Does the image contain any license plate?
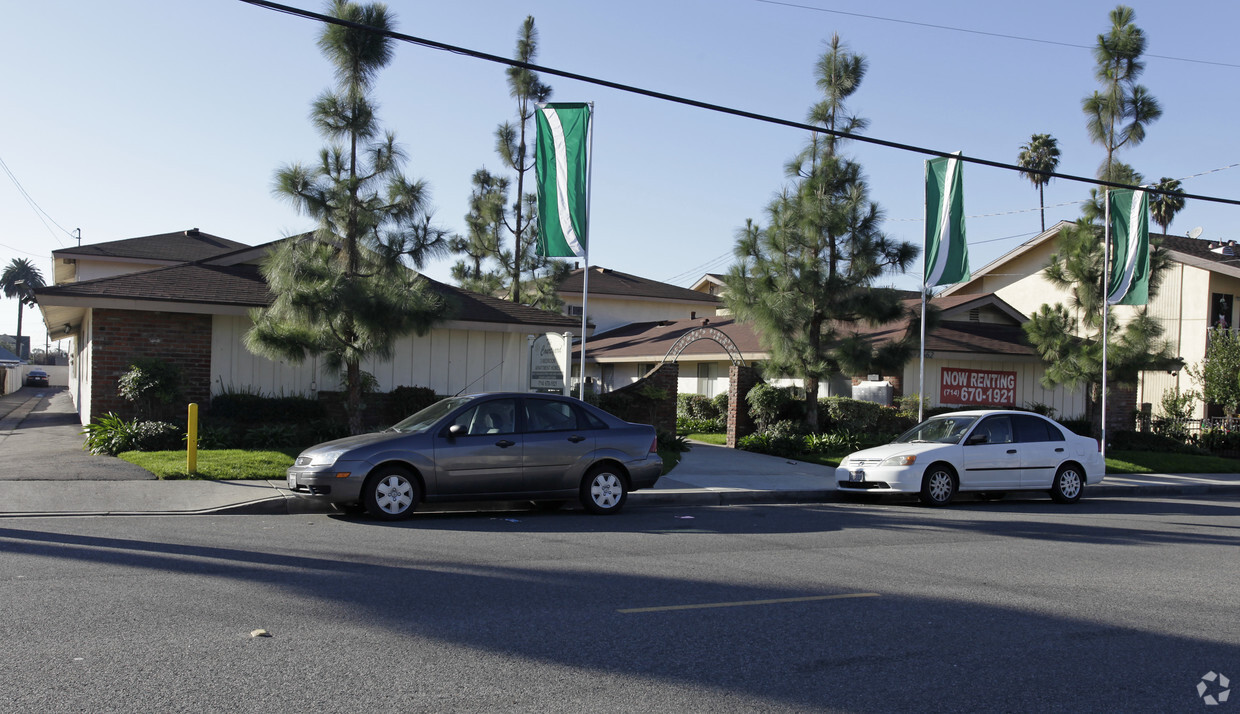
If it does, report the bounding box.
[850,470,865,482]
[287,473,297,489]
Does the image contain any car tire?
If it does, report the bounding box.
[919,464,958,507]
[580,465,627,515]
[1049,464,1084,504]
[363,466,421,521]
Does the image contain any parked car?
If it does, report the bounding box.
[287,392,663,520]
[24,369,49,387]
[836,409,1104,506]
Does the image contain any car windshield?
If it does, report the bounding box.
[892,415,978,444]
[388,397,473,433]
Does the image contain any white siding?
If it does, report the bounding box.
[904,356,1086,419]
[209,315,533,398]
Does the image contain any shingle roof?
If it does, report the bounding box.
[53,229,248,263]
[580,298,1035,361]
[34,261,579,328]
[1160,234,1240,269]
[560,266,720,304]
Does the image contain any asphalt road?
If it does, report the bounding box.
[2,497,1237,713]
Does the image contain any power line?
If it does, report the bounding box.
[753,0,1240,70]
[0,155,72,247]
[237,0,1240,208]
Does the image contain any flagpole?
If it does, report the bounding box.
[577,102,595,401]
[919,160,928,424]
[1101,190,1110,461]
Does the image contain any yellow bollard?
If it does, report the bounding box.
[187,403,198,474]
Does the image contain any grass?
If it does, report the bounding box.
[685,433,726,445]
[119,449,296,480]
[1104,449,1240,474]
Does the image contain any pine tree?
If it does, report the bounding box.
[724,35,918,432]
[245,0,449,435]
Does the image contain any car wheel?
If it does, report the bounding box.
[976,491,1006,501]
[580,465,627,515]
[919,464,957,507]
[1049,465,1084,504]
[363,467,421,521]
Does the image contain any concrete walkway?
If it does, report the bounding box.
[1,387,1239,517]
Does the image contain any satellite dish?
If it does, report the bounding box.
[1189,227,1204,239]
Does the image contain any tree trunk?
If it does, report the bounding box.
[14,303,23,360]
[804,376,820,433]
[347,360,363,435]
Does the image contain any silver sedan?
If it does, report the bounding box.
[286,392,663,520]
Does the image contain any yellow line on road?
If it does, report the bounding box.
[618,592,880,614]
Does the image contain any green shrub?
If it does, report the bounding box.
[677,394,721,421]
[1110,429,1205,454]
[242,423,301,449]
[1192,428,1240,454]
[804,430,862,453]
[747,384,802,429]
[657,431,690,453]
[1059,417,1094,437]
[118,358,183,419]
[388,385,439,423]
[197,424,239,450]
[711,392,730,416]
[737,419,805,458]
[208,391,325,424]
[131,421,182,451]
[677,416,723,434]
[83,412,139,456]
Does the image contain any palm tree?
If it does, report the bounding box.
[1149,176,1186,236]
[1,258,46,360]
[1017,133,1061,233]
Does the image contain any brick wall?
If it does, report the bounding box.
[89,308,212,420]
[1107,384,1137,432]
[599,362,678,434]
[726,365,759,448]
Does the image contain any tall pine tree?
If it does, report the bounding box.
[724,35,918,432]
[246,0,449,435]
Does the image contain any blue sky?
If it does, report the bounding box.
[3,0,1238,348]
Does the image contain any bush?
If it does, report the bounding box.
[82,413,181,455]
[388,385,439,423]
[1110,429,1206,454]
[803,430,861,454]
[677,416,723,434]
[747,384,802,429]
[736,420,805,458]
[820,397,909,434]
[1192,428,1240,454]
[242,423,300,449]
[118,358,183,419]
[1059,417,1094,438]
[711,392,730,417]
[208,392,325,424]
[677,394,721,421]
[657,431,690,453]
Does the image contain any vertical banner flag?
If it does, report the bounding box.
[1107,188,1150,306]
[535,103,591,258]
[923,154,970,287]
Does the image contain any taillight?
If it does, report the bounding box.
[650,436,659,453]
[1096,439,1102,452]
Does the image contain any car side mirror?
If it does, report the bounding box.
[966,433,989,446]
[448,424,464,438]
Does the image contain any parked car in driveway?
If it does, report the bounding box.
[286,392,663,520]
[836,409,1104,506]
[24,369,49,387]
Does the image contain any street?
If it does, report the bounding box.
[2,496,1238,713]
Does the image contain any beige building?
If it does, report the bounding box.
[942,221,1240,419]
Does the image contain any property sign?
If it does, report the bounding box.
[530,332,571,393]
[939,367,1016,406]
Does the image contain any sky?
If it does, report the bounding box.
[3,0,1239,350]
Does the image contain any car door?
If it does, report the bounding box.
[960,415,1023,489]
[1015,414,1067,488]
[431,397,524,496]
[521,397,597,494]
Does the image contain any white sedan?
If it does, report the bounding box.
[836,410,1105,506]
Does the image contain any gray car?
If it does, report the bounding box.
[286,392,663,520]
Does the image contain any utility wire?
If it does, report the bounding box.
[238,0,1240,208]
[753,0,1240,69]
[0,155,72,247]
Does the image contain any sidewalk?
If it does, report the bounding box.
[2,387,1239,517]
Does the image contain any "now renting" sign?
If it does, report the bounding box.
[939,367,1016,406]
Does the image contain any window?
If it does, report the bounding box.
[1013,414,1064,442]
[525,398,579,433]
[697,362,719,397]
[449,398,518,435]
[973,416,1013,444]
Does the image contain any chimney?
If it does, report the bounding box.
[185,228,200,236]
[691,311,697,320]
[701,318,710,326]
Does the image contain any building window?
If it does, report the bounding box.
[697,362,719,397]
[1211,293,1233,330]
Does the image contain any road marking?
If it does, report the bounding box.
[618,592,880,614]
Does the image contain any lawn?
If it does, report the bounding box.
[119,449,296,480]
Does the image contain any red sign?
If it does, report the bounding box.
[939,367,1016,406]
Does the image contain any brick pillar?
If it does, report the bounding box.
[726,365,759,448]
[1107,385,1137,433]
[650,362,678,435]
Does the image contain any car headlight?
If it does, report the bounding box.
[880,454,917,467]
[308,449,347,467]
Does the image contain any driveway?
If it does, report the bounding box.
[0,387,154,481]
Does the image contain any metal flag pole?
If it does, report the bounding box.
[577,102,595,401]
[1101,190,1110,461]
[919,170,928,424]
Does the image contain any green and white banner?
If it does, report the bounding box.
[535,103,591,258]
[1107,188,1150,306]
[924,154,971,287]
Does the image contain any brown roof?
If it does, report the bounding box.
[560,266,720,304]
[53,229,248,263]
[580,298,1035,361]
[1160,234,1240,269]
[35,262,579,329]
